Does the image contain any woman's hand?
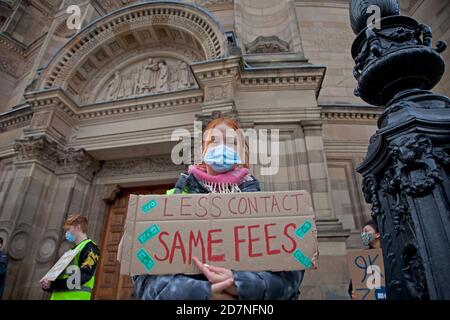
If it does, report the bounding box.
[211,279,236,300]
[193,257,238,298]
[312,250,319,268]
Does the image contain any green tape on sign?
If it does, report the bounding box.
[136,248,155,271]
[295,220,313,239]
[138,224,160,244]
[293,249,312,268]
[141,199,158,214]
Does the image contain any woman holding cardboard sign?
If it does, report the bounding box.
[132,117,305,300]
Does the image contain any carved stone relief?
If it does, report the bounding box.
[30,111,51,128]
[96,0,234,12]
[97,155,187,177]
[97,57,197,102]
[42,4,227,89]
[204,84,232,102]
[246,35,290,54]
[96,0,139,12]
[194,0,234,6]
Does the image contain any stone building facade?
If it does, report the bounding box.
[0,0,448,299]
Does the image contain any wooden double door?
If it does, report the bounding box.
[92,185,171,300]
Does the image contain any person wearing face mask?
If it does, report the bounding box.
[40,215,100,300]
[132,117,305,300]
[349,220,381,300]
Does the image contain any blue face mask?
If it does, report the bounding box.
[203,144,242,173]
[65,231,76,243]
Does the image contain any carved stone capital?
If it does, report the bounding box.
[246,35,290,54]
[204,83,233,103]
[55,148,101,181]
[13,135,59,170]
[13,135,100,180]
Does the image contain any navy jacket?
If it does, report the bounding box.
[132,172,304,300]
[0,250,8,299]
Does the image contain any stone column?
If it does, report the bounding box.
[1,136,59,299]
[302,120,349,241]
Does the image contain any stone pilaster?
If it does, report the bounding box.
[24,89,79,146]
[301,120,349,240]
[1,135,100,299]
[191,56,240,117]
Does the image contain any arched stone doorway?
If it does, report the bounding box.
[36,1,229,104]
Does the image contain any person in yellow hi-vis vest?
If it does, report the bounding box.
[40,215,100,300]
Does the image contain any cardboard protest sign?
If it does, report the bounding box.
[41,248,80,281]
[118,191,318,276]
[347,248,387,300]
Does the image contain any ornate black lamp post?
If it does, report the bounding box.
[350,0,450,299]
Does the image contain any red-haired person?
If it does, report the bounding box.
[132,117,305,300]
[40,215,100,300]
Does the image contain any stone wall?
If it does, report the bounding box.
[1,1,448,112]
[295,0,364,105]
[294,0,449,104]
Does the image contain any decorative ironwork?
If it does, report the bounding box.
[351,0,450,299]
